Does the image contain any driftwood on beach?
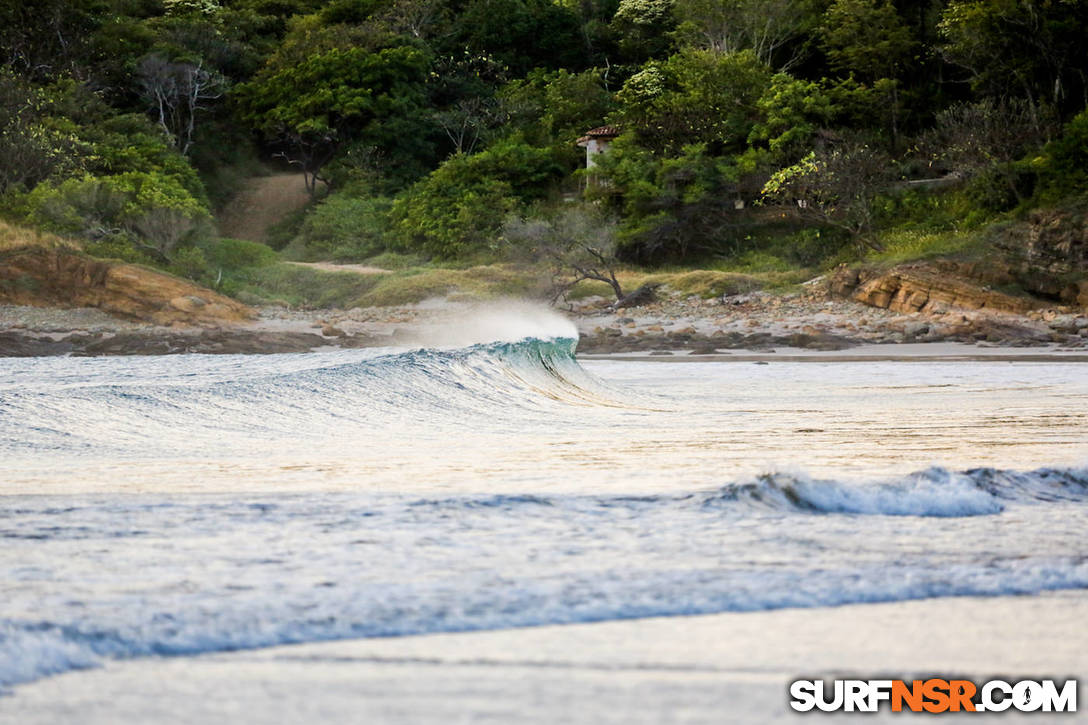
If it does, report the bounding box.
[613,283,661,309]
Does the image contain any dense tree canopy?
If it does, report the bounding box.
[0,0,1086,268]
[238,41,431,191]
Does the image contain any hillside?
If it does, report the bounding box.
[0,0,1085,327]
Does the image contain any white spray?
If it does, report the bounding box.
[397,298,578,347]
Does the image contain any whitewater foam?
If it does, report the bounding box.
[708,468,1007,516]
[4,463,1088,690]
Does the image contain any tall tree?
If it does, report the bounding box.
[0,70,79,192]
[939,0,1088,117]
[821,0,916,82]
[673,0,812,70]
[0,0,102,80]
[138,54,226,155]
[238,42,431,194]
[614,49,772,153]
[821,0,916,147]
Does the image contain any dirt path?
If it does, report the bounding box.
[217,174,311,244]
[285,261,389,275]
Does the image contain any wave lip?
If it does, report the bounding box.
[390,335,621,408]
[704,466,1088,517]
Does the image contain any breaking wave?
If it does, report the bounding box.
[0,335,634,457]
[3,464,1088,690]
[703,466,1088,517]
[406,465,1088,518]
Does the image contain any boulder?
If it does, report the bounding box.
[613,283,661,309]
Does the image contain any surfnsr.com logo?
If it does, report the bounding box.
[789,678,1078,713]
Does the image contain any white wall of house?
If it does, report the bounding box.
[584,138,610,168]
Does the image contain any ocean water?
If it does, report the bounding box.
[2,311,1088,695]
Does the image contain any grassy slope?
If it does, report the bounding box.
[4,179,1057,312]
[0,221,81,254]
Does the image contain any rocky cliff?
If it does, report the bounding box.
[831,205,1088,317]
[830,261,1041,316]
[995,206,1088,307]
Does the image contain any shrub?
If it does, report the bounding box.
[84,235,157,265]
[21,172,211,261]
[388,138,564,259]
[1036,110,1088,202]
[203,237,278,271]
[298,194,392,260]
[965,163,1036,213]
[168,245,211,280]
[390,178,517,259]
[81,114,208,203]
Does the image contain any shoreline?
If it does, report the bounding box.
[2,286,1086,357]
[6,591,1086,723]
[584,352,1088,362]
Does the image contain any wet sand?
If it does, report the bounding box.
[582,341,1088,363]
[6,592,1086,724]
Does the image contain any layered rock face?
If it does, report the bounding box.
[829,204,1088,317]
[0,248,254,326]
[830,262,1041,316]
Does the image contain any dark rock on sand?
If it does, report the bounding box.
[0,332,78,357]
[0,328,387,357]
[614,284,661,309]
[576,329,859,354]
[783,332,855,350]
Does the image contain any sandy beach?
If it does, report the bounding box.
[6,592,1085,724]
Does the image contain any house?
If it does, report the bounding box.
[575,125,620,169]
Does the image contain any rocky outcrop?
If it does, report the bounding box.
[994,206,1088,306]
[0,247,254,325]
[831,262,1042,316]
[614,283,661,309]
[577,329,858,354]
[854,268,1037,315]
[830,205,1088,316]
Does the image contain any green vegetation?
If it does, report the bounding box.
[1,0,1086,307]
[217,261,788,308]
[295,194,392,260]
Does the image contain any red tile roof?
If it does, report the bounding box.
[576,125,621,146]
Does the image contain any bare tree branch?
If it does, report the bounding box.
[137,54,225,155]
[504,209,627,303]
